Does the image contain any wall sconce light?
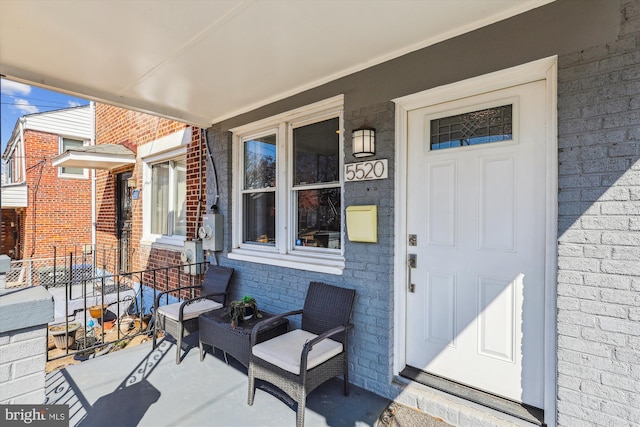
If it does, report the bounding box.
[352,127,375,158]
[127,177,136,188]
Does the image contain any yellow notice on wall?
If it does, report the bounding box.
[345,205,377,243]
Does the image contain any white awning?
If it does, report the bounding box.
[52,144,135,171]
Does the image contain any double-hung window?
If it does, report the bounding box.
[140,128,189,246]
[230,96,345,274]
[150,159,186,237]
[59,137,87,178]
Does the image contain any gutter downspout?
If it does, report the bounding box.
[203,128,219,212]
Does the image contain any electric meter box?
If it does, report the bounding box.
[182,239,204,275]
[199,214,223,251]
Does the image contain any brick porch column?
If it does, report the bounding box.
[0,255,55,404]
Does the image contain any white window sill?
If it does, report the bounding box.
[140,235,186,249]
[228,248,345,275]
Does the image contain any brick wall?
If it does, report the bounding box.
[0,326,48,404]
[209,101,397,397]
[556,1,640,425]
[21,130,92,259]
[206,3,640,425]
[94,105,205,291]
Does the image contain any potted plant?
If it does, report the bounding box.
[226,295,262,329]
[48,322,81,349]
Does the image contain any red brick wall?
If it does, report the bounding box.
[21,130,92,259]
[94,104,205,291]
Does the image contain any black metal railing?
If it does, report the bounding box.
[47,262,207,362]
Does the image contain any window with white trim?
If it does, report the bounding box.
[140,128,190,246]
[150,158,186,237]
[230,96,345,274]
[58,137,87,178]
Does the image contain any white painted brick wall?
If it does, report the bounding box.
[557,1,640,426]
[0,326,47,404]
[206,3,639,426]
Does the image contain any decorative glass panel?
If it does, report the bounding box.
[295,188,341,249]
[431,105,512,150]
[243,192,276,245]
[244,135,276,189]
[293,118,339,186]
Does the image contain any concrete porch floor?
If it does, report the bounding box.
[44,334,392,427]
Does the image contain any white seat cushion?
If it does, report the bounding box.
[252,329,343,375]
[157,299,222,321]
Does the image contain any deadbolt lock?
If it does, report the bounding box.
[409,234,417,246]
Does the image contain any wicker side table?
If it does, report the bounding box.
[198,310,288,367]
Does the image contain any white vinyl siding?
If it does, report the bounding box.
[0,184,28,208]
[24,105,93,140]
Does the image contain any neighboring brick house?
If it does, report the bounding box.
[2,103,203,292]
[1,105,93,260]
[91,103,205,277]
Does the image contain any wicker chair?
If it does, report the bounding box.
[153,265,234,364]
[248,282,356,427]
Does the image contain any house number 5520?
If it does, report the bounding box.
[344,159,388,182]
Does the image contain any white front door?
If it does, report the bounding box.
[405,79,547,408]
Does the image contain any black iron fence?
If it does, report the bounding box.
[45,262,207,362]
[6,244,208,362]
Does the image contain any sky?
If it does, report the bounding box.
[1,79,89,154]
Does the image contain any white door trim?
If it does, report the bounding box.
[392,56,558,427]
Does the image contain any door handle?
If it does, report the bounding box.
[408,254,417,293]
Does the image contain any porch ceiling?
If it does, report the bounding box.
[0,0,552,127]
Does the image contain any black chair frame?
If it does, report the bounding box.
[248,281,355,427]
[153,265,234,364]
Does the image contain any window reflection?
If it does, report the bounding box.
[245,135,276,189]
[243,134,276,245]
[295,188,341,249]
[294,118,339,185]
[243,192,276,245]
[292,117,341,250]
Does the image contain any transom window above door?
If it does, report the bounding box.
[230,96,345,275]
[430,103,513,150]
